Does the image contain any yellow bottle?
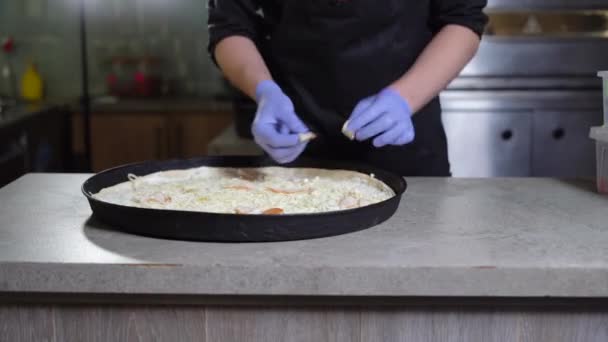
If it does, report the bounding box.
[21,62,44,102]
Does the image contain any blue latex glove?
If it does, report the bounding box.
[343,88,415,147]
[252,80,311,164]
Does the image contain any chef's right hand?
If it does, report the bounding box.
[252,80,310,164]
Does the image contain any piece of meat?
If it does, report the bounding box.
[339,194,359,209]
[145,193,172,205]
[262,208,284,215]
[358,198,374,207]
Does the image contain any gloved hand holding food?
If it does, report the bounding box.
[252,80,315,164]
[342,88,415,147]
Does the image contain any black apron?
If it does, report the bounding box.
[260,0,451,176]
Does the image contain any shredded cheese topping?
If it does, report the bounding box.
[93,166,395,215]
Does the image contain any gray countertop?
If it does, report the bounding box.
[0,174,607,298]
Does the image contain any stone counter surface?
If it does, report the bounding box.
[0,174,607,298]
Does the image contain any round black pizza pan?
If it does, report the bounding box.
[82,156,407,242]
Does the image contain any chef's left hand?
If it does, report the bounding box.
[344,88,415,147]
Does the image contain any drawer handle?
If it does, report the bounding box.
[553,128,565,140]
[501,130,513,141]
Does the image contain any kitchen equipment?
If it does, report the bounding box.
[441,0,607,178]
[82,156,407,242]
[590,70,608,194]
[442,90,602,178]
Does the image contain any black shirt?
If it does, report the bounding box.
[207,0,487,176]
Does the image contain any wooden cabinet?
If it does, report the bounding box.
[73,110,233,172]
[90,114,169,171]
[169,113,234,159]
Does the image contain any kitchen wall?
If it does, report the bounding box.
[0,0,80,100]
[0,0,224,101]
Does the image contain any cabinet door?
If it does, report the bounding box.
[91,114,168,171]
[0,131,28,188]
[171,112,233,159]
[532,111,602,178]
[442,112,532,177]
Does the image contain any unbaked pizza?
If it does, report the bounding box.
[92,166,395,215]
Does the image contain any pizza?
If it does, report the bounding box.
[92,166,395,215]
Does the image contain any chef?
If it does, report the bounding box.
[208,0,488,176]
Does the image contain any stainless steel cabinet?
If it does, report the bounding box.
[532,111,602,178]
[441,90,602,177]
[442,112,533,177]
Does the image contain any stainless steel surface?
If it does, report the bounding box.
[532,111,601,178]
[441,90,602,111]
[452,1,608,90]
[449,77,601,91]
[456,39,608,83]
[441,90,603,178]
[442,112,532,177]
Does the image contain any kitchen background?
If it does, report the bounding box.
[0,0,225,99]
[1,0,607,186]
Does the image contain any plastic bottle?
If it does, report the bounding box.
[21,62,44,102]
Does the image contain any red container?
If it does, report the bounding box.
[106,56,162,98]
